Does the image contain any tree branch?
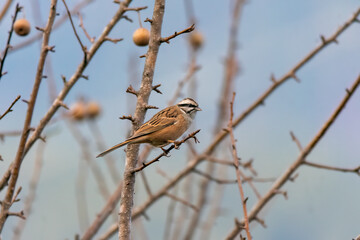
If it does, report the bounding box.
[0,95,20,120]
[225,74,360,239]
[0,3,22,80]
[118,0,166,239]
[131,130,201,173]
[0,0,58,232]
[228,93,251,240]
[160,24,195,44]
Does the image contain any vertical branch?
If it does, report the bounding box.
[184,1,245,238]
[0,0,58,232]
[228,93,251,240]
[118,0,165,239]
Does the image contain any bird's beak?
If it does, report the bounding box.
[196,107,202,111]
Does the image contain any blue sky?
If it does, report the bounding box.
[0,0,360,239]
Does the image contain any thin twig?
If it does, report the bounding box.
[0,95,21,120]
[0,3,22,80]
[67,7,360,239]
[131,130,201,173]
[228,92,251,240]
[77,12,95,43]
[0,0,58,232]
[291,131,360,175]
[124,6,147,12]
[226,75,360,239]
[160,24,195,44]
[304,161,360,175]
[61,0,88,59]
[165,192,199,211]
[192,169,237,184]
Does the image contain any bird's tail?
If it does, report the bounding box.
[96,140,129,158]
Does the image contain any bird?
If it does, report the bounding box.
[96,98,201,158]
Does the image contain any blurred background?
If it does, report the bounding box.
[0,0,360,239]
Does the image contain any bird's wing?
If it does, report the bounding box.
[129,106,178,139]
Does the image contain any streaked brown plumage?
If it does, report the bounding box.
[96,98,201,158]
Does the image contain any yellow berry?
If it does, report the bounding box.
[86,101,101,119]
[14,19,31,36]
[189,31,204,50]
[70,101,86,121]
[133,28,150,46]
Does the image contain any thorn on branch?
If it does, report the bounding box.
[160,24,195,44]
[291,72,300,83]
[152,84,162,94]
[126,85,138,96]
[145,105,159,110]
[61,75,67,84]
[35,26,45,32]
[273,189,288,199]
[320,35,326,44]
[139,54,146,58]
[270,73,277,83]
[81,75,88,80]
[121,15,133,22]
[113,0,121,4]
[142,212,150,221]
[255,217,267,228]
[56,100,69,110]
[289,173,299,182]
[22,99,29,104]
[11,186,22,204]
[144,18,153,24]
[119,115,135,122]
[345,88,351,95]
[26,127,35,134]
[104,37,123,44]
[45,45,56,52]
[242,158,257,176]
[7,210,26,220]
[39,136,46,142]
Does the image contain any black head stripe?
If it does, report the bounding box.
[178,103,198,108]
